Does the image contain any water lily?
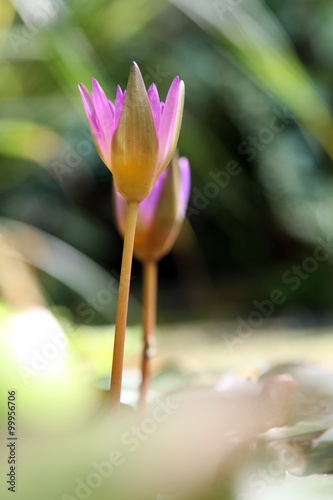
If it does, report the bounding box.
[114,152,190,412]
[78,63,185,409]
[114,153,191,261]
[78,62,185,203]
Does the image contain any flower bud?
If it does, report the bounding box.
[114,153,191,261]
[79,62,185,203]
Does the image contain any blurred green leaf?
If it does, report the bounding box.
[170,0,333,159]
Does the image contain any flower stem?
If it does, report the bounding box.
[138,258,158,414]
[110,200,139,409]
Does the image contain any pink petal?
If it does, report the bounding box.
[78,82,109,164]
[138,169,167,229]
[147,83,161,132]
[92,78,114,156]
[177,156,191,220]
[78,83,98,133]
[114,85,125,128]
[109,100,115,117]
[113,182,127,237]
[92,78,112,123]
[157,77,180,167]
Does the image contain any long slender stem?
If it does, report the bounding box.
[110,200,139,409]
[138,258,158,414]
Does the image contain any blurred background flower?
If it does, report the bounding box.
[114,153,191,261]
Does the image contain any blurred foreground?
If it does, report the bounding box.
[1,292,333,499]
